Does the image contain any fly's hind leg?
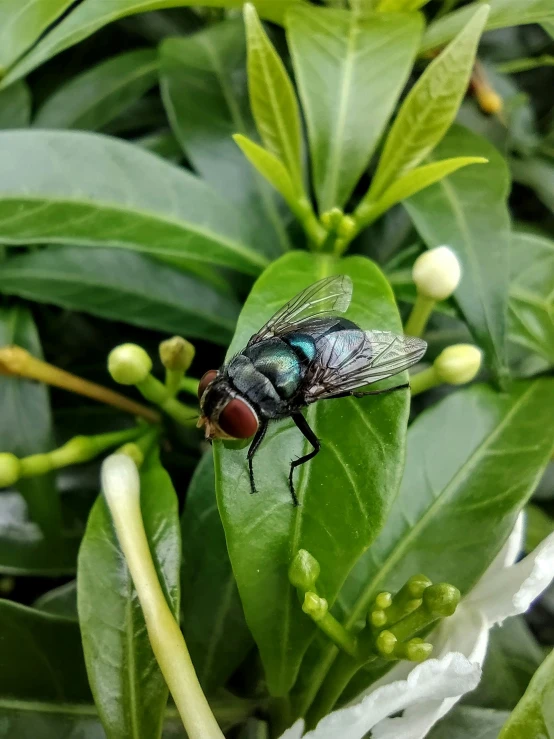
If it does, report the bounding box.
[289,412,320,507]
[247,421,268,495]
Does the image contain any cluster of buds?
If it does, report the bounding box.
[320,207,357,255]
[289,550,460,667]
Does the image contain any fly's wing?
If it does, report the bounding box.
[305,330,427,401]
[247,275,352,347]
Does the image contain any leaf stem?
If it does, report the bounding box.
[102,455,225,739]
[0,346,160,423]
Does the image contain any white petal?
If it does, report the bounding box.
[303,653,479,739]
[278,719,305,739]
[470,530,554,625]
[483,513,524,576]
[371,606,487,739]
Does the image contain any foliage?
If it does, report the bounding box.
[0,1,553,738]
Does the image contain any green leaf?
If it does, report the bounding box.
[369,5,489,201]
[181,451,253,694]
[468,617,545,710]
[422,0,554,54]
[34,580,78,620]
[214,251,409,696]
[160,21,290,258]
[525,504,554,553]
[0,1,302,88]
[0,706,107,739]
[499,646,554,738]
[233,134,298,209]
[508,232,554,366]
[34,49,158,131]
[286,5,422,211]
[0,599,90,703]
[0,130,267,276]
[543,20,554,39]
[134,130,183,163]
[427,706,510,739]
[377,0,429,9]
[77,448,180,739]
[511,156,554,215]
[0,0,73,72]
[356,156,487,227]
[0,82,31,128]
[244,4,303,193]
[332,380,554,701]
[405,125,511,384]
[0,246,240,346]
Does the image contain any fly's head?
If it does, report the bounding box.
[197,370,259,441]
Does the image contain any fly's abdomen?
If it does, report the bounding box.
[243,338,305,400]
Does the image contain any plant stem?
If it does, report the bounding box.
[102,455,225,739]
[404,295,435,337]
[179,376,200,397]
[305,651,362,730]
[410,366,439,396]
[294,197,326,249]
[136,374,198,426]
[0,345,160,423]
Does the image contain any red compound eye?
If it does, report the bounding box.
[218,398,259,439]
[198,370,218,401]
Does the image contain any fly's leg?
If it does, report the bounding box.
[247,421,268,495]
[330,382,410,400]
[289,412,320,507]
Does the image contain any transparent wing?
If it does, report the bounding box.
[305,330,427,401]
[247,275,353,347]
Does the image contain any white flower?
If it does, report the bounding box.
[434,344,482,385]
[412,246,461,301]
[280,514,554,739]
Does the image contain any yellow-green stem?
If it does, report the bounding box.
[410,366,439,396]
[136,375,198,426]
[165,369,182,397]
[179,376,200,397]
[404,295,436,337]
[103,456,224,739]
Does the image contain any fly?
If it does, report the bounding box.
[197,275,427,505]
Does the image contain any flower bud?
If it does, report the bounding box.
[159,336,195,373]
[101,453,140,506]
[435,344,482,385]
[337,215,356,238]
[108,344,152,385]
[412,246,461,301]
[289,549,320,591]
[477,89,502,115]
[302,592,328,622]
[320,207,343,230]
[118,443,144,468]
[0,453,21,487]
[423,583,460,617]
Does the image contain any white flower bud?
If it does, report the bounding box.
[101,453,140,507]
[435,344,482,385]
[108,343,152,385]
[412,246,462,301]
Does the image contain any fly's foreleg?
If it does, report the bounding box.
[247,421,268,495]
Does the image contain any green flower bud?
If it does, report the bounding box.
[289,549,321,591]
[320,207,343,230]
[337,215,356,238]
[119,443,144,468]
[375,592,393,609]
[159,336,195,373]
[302,592,328,622]
[406,574,432,599]
[403,638,433,662]
[434,344,482,385]
[108,344,152,386]
[412,246,461,301]
[0,453,21,487]
[370,609,388,628]
[423,583,461,617]
[376,629,397,657]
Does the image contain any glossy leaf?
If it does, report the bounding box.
[0,130,266,276]
[333,380,554,701]
[427,706,510,739]
[499,646,554,738]
[0,599,90,703]
[0,82,31,128]
[369,5,489,201]
[214,251,409,696]
[0,708,107,739]
[233,134,298,208]
[160,21,290,258]
[244,4,303,193]
[0,246,240,345]
[356,156,487,226]
[34,581,78,620]
[181,451,253,694]
[0,0,73,72]
[0,1,301,88]
[77,449,180,739]
[286,5,422,211]
[511,156,554,215]
[508,232,554,366]
[525,504,554,553]
[405,125,511,384]
[34,49,158,131]
[422,0,554,53]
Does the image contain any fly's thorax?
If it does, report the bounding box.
[227,353,290,418]
[199,374,259,440]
